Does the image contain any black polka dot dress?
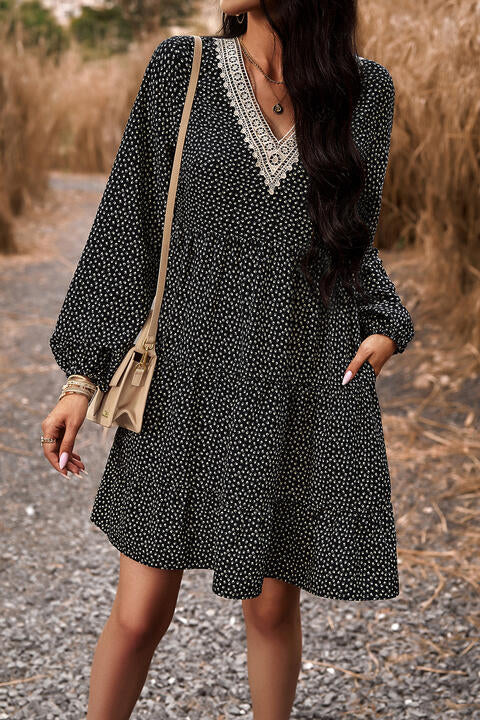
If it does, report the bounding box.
[49,34,415,601]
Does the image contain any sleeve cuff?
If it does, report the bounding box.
[359,306,415,355]
[49,335,127,394]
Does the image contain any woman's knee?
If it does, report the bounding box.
[109,600,173,651]
[110,559,183,651]
[242,578,300,634]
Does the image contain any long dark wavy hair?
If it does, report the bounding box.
[214,2,370,307]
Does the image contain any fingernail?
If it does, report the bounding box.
[79,468,89,476]
[342,370,353,385]
[59,451,69,469]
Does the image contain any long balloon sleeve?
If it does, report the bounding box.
[356,65,415,355]
[49,37,186,392]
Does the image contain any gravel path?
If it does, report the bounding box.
[0,171,479,720]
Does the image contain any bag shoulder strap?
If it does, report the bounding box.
[144,34,202,346]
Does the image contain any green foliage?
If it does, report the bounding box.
[0,0,196,58]
[1,0,69,56]
[116,0,195,35]
[0,0,16,28]
[70,6,133,56]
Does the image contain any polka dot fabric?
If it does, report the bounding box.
[49,34,415,601]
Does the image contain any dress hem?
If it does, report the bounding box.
[90,515,400,603]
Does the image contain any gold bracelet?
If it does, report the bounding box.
[58,374,97,403]
[58,388,94,402]
[66,374,97,389]
[61,381,95,393]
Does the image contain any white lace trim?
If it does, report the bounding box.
[212,36,299,195]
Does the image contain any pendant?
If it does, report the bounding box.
[273,103,283,114]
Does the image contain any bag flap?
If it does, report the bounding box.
[109,347,136,387]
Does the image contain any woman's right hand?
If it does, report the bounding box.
[41,394,89,477]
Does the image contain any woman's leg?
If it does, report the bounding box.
[86,553,184,720]
[242,578,302,720]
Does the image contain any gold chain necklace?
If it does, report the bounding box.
[238,37,288,115]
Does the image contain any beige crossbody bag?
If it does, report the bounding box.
[86,34,203,437]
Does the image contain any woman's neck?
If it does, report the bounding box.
[236,10,284,82]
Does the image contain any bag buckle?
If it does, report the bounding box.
[136,340,154,370]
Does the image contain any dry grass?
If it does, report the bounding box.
[359,0,480,348]
[393,403,480,607]
[48,39,166,173]
[0,37,63,252]
[379,252,480,604]
[0,32,171,252]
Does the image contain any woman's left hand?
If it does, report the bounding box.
[342,334,397,385]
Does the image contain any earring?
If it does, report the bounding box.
[235,12,246,23]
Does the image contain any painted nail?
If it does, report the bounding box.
[342,370,353,385]
[59,451,69,469]
[79,468,89,476]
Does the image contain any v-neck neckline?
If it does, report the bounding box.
[212,35,300,196]
[233,36,295,144]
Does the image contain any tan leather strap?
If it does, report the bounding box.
[144,34,202,346]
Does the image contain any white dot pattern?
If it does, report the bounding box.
[49,34,415,601]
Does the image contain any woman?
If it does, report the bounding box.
[42,0,415,718]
